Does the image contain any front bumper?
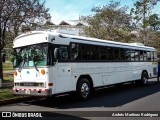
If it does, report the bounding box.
[12,88,52,97]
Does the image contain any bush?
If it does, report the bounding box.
[10,55,14,63]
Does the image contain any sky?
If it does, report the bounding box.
[44,0,160,24]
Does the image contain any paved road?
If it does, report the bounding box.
[0,78,160,120]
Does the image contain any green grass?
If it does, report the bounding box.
[0,66,22,101]
[0,87,24,100]
[0,78,14,100]
[3,62,13,71]
[0,76,15,100]
[3,76,14,81]
[0,87,16,100]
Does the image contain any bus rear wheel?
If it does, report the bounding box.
[141,71,148,85]
[77,78,91,100]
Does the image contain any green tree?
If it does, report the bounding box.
[0,0,50,82]
[146,31,160,54]
[131,0,159,44]
[148,13,160,30]
[82,1,136,42]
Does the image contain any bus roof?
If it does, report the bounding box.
[13,31,156,51]
[57,33,156,51]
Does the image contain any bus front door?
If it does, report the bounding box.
[55,63,72,93]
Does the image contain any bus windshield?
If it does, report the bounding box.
[13,43,52,68]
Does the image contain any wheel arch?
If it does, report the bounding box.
[141,70,149,78]
[76,75,93,90]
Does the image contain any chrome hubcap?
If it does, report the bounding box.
[81,83,89,98]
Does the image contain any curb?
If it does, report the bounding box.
[0,96,40,106]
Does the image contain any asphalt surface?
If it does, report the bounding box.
[0,78,160,120]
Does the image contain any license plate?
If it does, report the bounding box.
[25,90,30,94]
[21,83,36,86]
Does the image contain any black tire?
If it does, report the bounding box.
[77,78,91,100]
[141,71,148,85]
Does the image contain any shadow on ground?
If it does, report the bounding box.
[25,81,160,109]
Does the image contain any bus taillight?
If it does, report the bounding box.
[48,83,53,86]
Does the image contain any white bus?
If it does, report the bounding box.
[12,31,158,99]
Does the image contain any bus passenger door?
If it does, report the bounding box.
[55,63,72,93]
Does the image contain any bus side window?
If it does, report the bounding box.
[151,52,154,61]
[143,51,147,61]
[147,51,151,61]
[107,47,113,60]
[130,49,135,61]
[135,50,139,61]
[113,48,120,60]
[58,46,69,60]
[154,52,157,61]
[125,49,131,61]
[90,45,99,60]
[70,43,79,60]
[99,46,107,60]
[81,44,90,60]
[119,48,125,60]
[140,50,144,61]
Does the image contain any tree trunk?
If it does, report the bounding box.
[143,1,146,45]
[0,49,3,87]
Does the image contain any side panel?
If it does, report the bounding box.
[70,62,157,90]
[13,62,157,95]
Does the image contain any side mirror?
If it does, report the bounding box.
[54,48,60,60]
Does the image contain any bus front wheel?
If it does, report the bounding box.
[77,78,91,100]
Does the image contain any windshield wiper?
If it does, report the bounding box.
[18,56,27,72]
[32,54,39,72]
[34,61,39,72]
